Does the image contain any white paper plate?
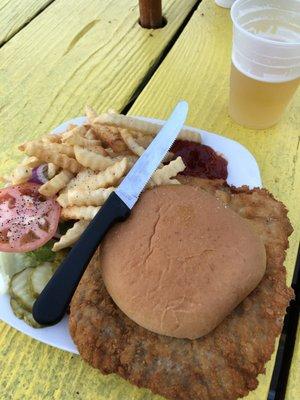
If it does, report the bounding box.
[0,116,262,354]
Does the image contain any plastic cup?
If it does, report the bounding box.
[229,0,300,129]
[215,0,236,8]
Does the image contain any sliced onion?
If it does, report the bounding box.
[30,164,49,184]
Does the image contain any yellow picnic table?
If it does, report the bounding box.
[0,1,299,399]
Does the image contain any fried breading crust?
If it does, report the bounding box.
[69,177,294,400]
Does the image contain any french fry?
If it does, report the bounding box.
[120,129,145,156]
[40,140,75,157]
[90,124,127,153]
[19,141,82,173]
[76,158,128,191]
[52,220,89,251]
[94,112,201,143]
[148,157,185,187]
[21,156,41,168]
[57,187,114,207]
[65,169,96,190]
[39,170,74,197]
[47,163,59,179]
[85,105,98,121]
[54,143,75,157]
[131,132,152,148]
[89,145,109,155]
[93,112,155,134]
[10,165,32,185]
[59,158,130,195]
[61,206,100,220]
[67,123,77,131]
[177,130,202,142]
[119,129,172,164]
[123,155,138,167]
[74,145,115,171]
[106,154,137,168]
[85,129,97,140]
[63,131,104,153]
[83,122,91,131]
[42,134,62,143]
[104,148,119,157]
[61,125,86,141]
[104,147,133,158]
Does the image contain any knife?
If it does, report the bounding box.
[33,101,189,325]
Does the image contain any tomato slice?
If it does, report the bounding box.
[0,183,60,253]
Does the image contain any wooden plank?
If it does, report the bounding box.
[129,1,300,399]
[286,323,300,400]
[0,0,53,46]
[0,0,197,178]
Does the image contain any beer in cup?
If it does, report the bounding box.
[229,0,300,129]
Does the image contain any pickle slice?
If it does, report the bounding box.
[30,262,54,298]
[23,313,42,328]
[10,298,41,328]
[9,268,35,312]
[10,298,26,319]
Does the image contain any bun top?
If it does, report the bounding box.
[101,185,266,339]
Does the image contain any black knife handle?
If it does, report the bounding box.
[32,192,130,325]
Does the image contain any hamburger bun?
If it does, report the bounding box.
[101,185,266,339]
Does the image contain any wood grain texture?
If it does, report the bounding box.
[129,1,300,399]
[0,0,197,178]
[0,0,53,46]
[286,323,300,400]
[0,325,163,400]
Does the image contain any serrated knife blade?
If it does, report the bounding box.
[115,100,189,209]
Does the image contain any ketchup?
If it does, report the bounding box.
[171,140,228,180]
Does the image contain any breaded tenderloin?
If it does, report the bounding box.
[69,177,293,400]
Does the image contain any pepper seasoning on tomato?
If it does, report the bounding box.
[0,183,60,252]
